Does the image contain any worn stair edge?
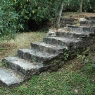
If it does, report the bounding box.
[67,25,95,32]
[31,42,68,54]
[80,20,95,26]
[0,67,24,87]
[43,37,81,49]
[18,49,58,64]
[56,31,91,38]
[2,57,43,79]
[85,16,95,20]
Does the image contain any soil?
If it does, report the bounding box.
[63,12,95,19]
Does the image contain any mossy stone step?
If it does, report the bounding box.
[44,37,81,49]
[31,42,68,54]
[18,49,58,64]
[2,57,43,79]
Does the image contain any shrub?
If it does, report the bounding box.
[0,0,21,40]
[0,0,55,39]
[13,0,53,31]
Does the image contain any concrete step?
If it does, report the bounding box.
[43,37,81,49]
[18,49,58,64]
[0,67,24,87]
[56,31,91,38]
[80,20,95,26]
[85,16,95,20]
[31,42,68,54]
[2,57,43,79]
[67,25,95,33]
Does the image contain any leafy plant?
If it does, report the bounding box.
[0,0,21,40]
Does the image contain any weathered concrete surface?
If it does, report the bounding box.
[56,31,90,38]
[67,25,95,33]
[18,49,58,63]
[2,57,43,79]
[31,42,68,54]
[80,20,95,26]
[85,16,95,20]
[44,37,81,49]
[0,68,24,87]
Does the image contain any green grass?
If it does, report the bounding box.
[0,68,95,95]
[0,31,95,95]
[0,50,95,95]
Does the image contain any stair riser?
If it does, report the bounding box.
[85,17,95,20]
[56,32,88,38]
[0,81,20,88]
[2,59,39,79]
[31,43,63,54]
[18,50,54,64]
[44,38,69,46]
[80,21,95,26]
[67,26,95,33]
[76,37,95,49]
[43,37,80,49]
[39,61,64,72]
[44,37,95,50]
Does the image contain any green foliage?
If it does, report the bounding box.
[0,0,20,40]
[89,0,95,12]
[1,0,95,39]
[0,71,94,95]
[12,0,54,31]
[64,0,93,12]
[65,0,80,11]
[0,0,52,39]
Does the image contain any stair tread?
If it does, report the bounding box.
[67,25,95,29]
[57,30,94,37]
[67,25,87,27]
[3,57,43,70]
[45,37,81,43]
[18,49,57,58]
[80,20,95,22]
[32,42,68,50]
[57,30,90,35]
[85,16,95,20]
[0,67,24,86]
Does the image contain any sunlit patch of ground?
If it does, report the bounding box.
[0,31,46,64]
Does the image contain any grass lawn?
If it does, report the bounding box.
[0,31,95,95]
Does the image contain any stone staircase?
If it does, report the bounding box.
[80,17,95,26]
[1,17,95,87]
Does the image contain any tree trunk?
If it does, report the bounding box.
[80,0,83,12]
[55,0,64,29]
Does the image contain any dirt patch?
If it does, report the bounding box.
[63,12,95,19]
[0,42,17,63]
